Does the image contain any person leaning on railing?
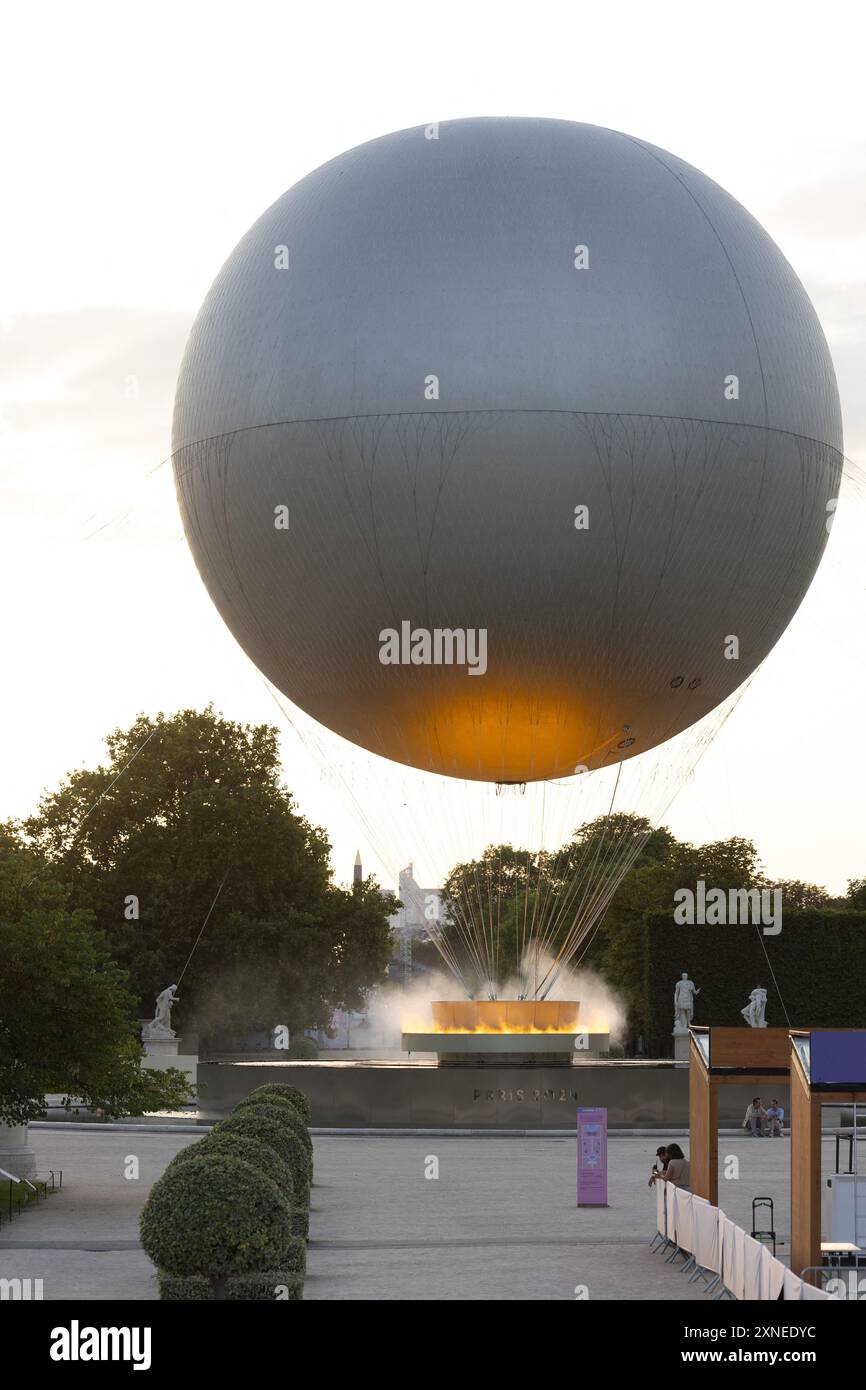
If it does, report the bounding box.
[648,1146,668,1188]
[649,1143,690,1192]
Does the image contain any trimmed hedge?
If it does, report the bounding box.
[140,1155,292,1293]
[219,1107,312,1188]
[169,1132,295,1202]
[643,908,866,1055]
[291,1204,309,1241]
[250,1084,312,1125]
[180,1130,308,1246]
[158,1270,304,1301]
[232,1095,313,1157]
[143,1087,318,1300]
[288,1037,318,1060]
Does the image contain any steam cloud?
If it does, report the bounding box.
[360,951,626,1044]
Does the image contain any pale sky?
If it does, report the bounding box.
[2,0,865,894]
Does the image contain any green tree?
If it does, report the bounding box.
[0,825,188,1126]
[595,832,766,1034]
[436,815,671,996]
[441,844,539,925]
[433,816,774,1037]
[846,877,866,910]
[23,708,394,1040]
[440,844,539,987]
[764,879,831,910]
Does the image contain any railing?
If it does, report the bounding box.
[0,1169,59,1226]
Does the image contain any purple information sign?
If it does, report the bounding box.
[577,1107,608,1207]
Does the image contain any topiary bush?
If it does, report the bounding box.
[288,1037,319,1060]
[158,1270,304,1300]
[224,1271,304,1300]
[252,1100,313,1183]
[174,1129,308,1248]
[169,1131,295,1202]
[157,1271,212,1300]
[165,1136,209,1167]
[165,1134,307,1258]
[140,1154,292,1300]
[218,1109,312,1191]
[250,1083,312,1125]
[232,1095,313,1158]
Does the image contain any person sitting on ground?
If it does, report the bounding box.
[765,1099,784,1137]
[648,1146,668,1187]
[743,1097,767,1137]
[655,1142,690,1191]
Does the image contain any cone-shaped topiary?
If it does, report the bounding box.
[250,1083,312,1125]
[140,1154,292,1300]
[219,1107,312,1189]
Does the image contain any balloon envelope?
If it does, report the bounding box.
[173,118,842,781]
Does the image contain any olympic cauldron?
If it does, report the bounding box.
[402,1000,609,1066]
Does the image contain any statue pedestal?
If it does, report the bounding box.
[141,1035,198,1094]
[143,1037,179,1063]
[0,1123,37,1181]
[673,1033,690,1063]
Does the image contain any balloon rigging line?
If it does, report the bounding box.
[176,869,230,987]
[24,726,160,888]
[262,649,758,1002]
[752,923,792,1029]
[74,726,159,832]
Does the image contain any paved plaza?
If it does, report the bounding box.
[0,1125,823,1301]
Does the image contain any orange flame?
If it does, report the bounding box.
[423,999,582,1034]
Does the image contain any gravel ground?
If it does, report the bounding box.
[0,1126,816,1301]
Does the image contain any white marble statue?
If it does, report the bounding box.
[142,984,179,1041]
[673,973,700,1034]
[740,986,768,1028]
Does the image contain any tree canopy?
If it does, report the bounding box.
[22,707,396,1040]
[0,825,189,1125]
[434,812,863,1022]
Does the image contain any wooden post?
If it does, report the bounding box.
[689,1036,718,1204]
[790,1050,822,1278]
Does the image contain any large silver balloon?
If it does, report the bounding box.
[173,118,842,782]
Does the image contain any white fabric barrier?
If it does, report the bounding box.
[718,1214,748,1299]
[665,1181,679,1246]
[731,1223,748,1300]
[674,1187,695,1254]
[654,1188,821,1300]
[719,1213,737,1293]
[743,1231,764,1300]
[656,1177,666,1238]
[783,1267,804,1300]
[693,1196,721,1274]
[801,1280,832,1301]
[758,1245,786,1301]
